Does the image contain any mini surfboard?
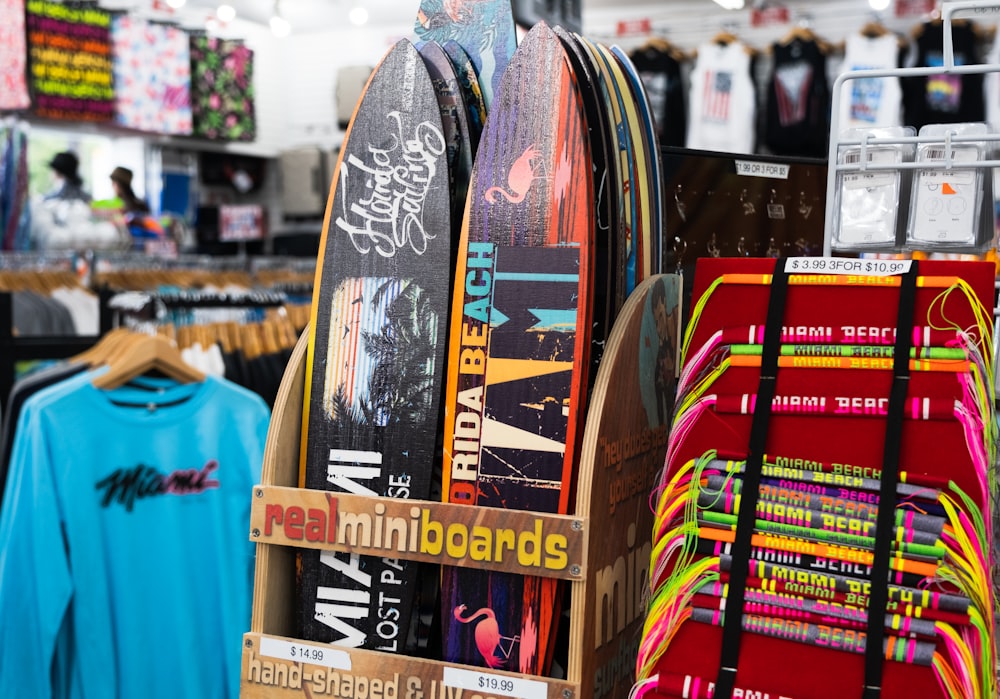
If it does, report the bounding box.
[593,41,654,288]
[611,44,664,277]
[553,26,616,379]
[418,41,475,245]
[442,40,486,153]
[569,274,681,698]
[298,38,452,653]
[573,34,632,311]
[439,21,594,675]
[413,0,517,109]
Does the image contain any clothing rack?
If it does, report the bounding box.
[823,0,1000,256]
[0,285,291,414]
[0,293,100,415]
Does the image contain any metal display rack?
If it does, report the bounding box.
[824,0,1000,256]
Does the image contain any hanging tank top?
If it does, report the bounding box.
[764,37,831,158]
[837,32,904,133]
[902,21,984,130]
[687,40,757,154]
[629,43,687,148]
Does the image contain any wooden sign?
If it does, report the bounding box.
[250,485,587,580]
[242,633,577,699]
[25,0,115,122]
[568,274,679,698]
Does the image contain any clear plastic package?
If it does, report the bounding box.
[906,122,991,251]
[831,127,914,251]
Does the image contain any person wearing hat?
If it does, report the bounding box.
[45,151,91,203]
[110,166,165,249]
[110,166,150,215]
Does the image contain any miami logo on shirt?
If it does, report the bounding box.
[95,459,220,512]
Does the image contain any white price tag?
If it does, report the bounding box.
[784,257,912,276]
[735,160,790,180]
[442,667,546,699]
[259,637,351,670]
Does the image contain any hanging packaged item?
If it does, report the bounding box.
[906,122,992,253]
[831,126,913,251]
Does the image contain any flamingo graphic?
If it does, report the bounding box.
[485,145,546,204]
[453,604,520,668]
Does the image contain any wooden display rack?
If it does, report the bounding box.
[240,275,679,699]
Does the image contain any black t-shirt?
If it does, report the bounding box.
[903,21,984,130]
[765,38,831,158]
[628,44,688,148]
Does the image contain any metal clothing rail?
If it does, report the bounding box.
[823,0,1000,256]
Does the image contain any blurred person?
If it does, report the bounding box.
[45,152,90,203]
[109,166,149,214]
[32,153,123,250]
[109,166,165,249]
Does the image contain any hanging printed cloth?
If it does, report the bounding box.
[111,16,192,135]
[903,20,984,130]
[629,42,687,148]
[0,0,30,110]
[837,32,904,131]
[1,129,30,252]
[686,41,756,154]
[764,37,831,158]
[25,0,115,122]
[189,36,256,141]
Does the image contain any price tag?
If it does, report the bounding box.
[734,160,790,180]
[784,257,912,276]
[259,637,351,670]
[442,667,546,699]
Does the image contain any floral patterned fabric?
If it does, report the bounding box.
[190,36,256,142]
[111,16,192,135]
[25,0,114,122]
[0,0,30,110]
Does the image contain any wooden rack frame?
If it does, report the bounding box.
[242,276,675,699]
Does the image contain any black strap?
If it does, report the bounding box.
[862,263,919,699]
[714,262,789,699]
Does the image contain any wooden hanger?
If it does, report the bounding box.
[780,21,834,54]
[640,35,688,62]
[860,19,890,38]
[780,25,816,45]
[92,333,205,390]
[71,327,134,367]
[712,29,740,47]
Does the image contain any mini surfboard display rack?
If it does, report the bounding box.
[240,1,671,694]
[241,274,682,699]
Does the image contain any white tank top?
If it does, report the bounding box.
[687,41,757,154]
[837,33,903,134]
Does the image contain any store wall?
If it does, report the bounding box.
[279,23,413,150]
[582,0,987,52]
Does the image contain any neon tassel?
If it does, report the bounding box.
[628,676,659,699]
[677,329,722,399]
[680,276,725,365]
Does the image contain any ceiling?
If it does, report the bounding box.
[110,0,670,34]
